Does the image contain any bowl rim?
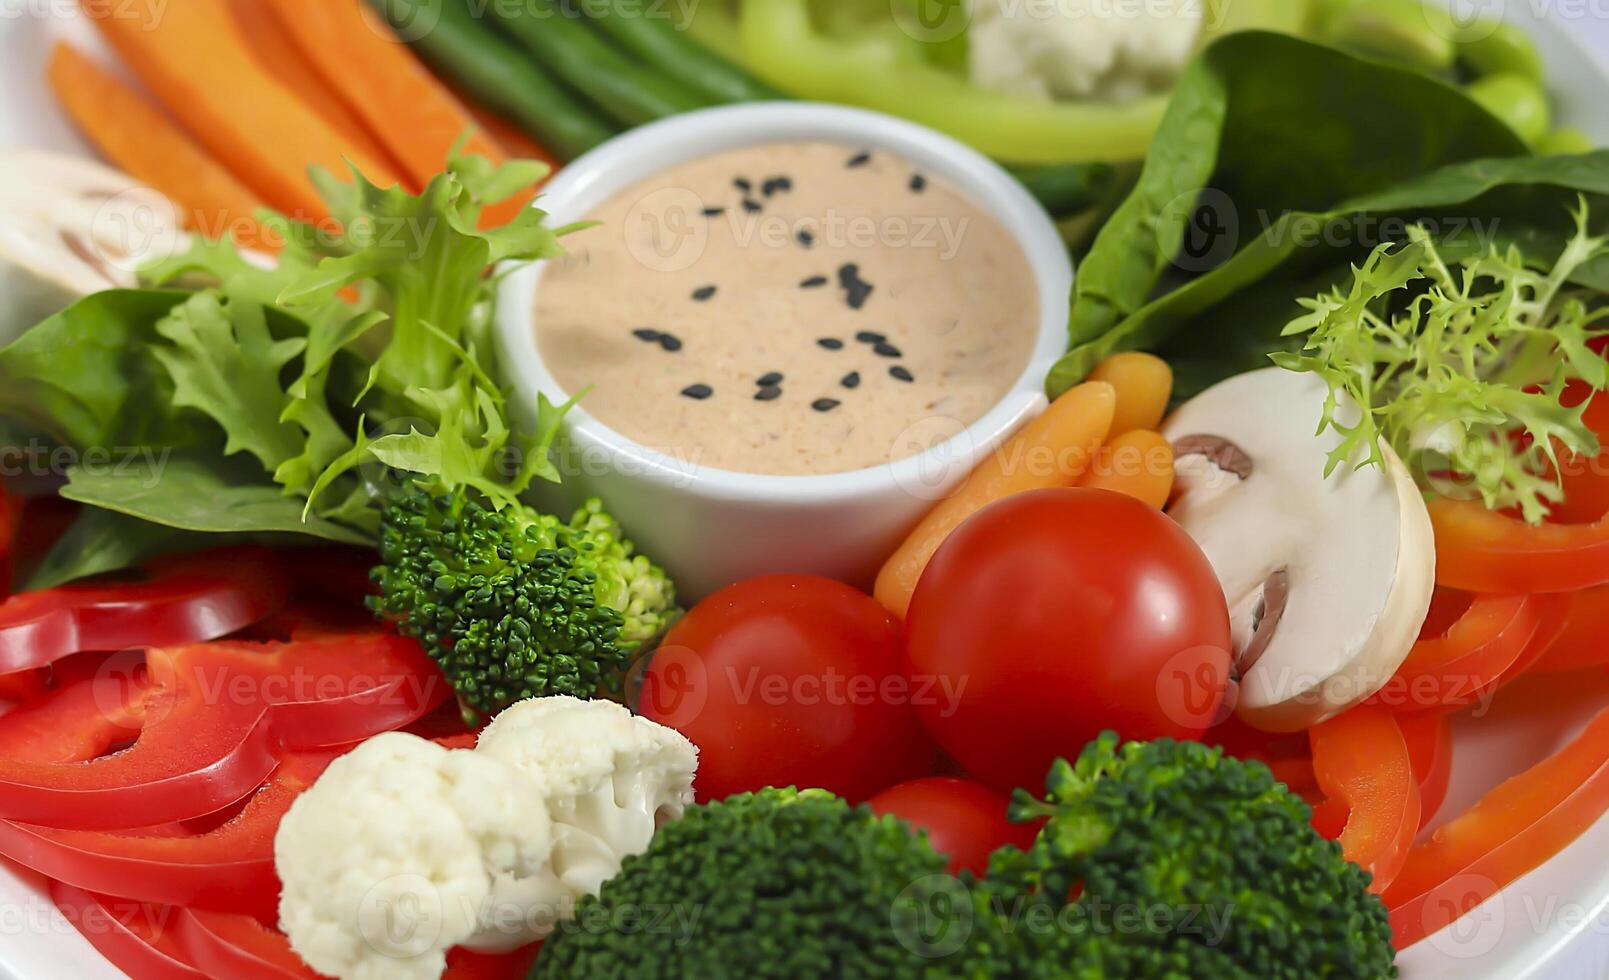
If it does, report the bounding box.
[494,101,1073,504]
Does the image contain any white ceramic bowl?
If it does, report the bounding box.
[495,103,1072,599]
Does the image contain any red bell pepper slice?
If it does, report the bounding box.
[0,749,338,920]
[444,944,544,980]
[1533,583,1609,673]
[50,880,204,980]
[177,909,322,980]
[1398,712,1453,828]
[8,494,78,589]
[1429,496,1609,594]
[0,545,291,675]
[0,631,445,828]
[1383,707,1609,948]
[1308,706,1422,893]
[0,479,18,598]
[1206,716,1318,798]
[1368,592,1541,712]
[1495,592,1572,687]
[1548,378,1609,525]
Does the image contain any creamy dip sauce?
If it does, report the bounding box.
[534,141,1039,475]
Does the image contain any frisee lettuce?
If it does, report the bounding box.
[0,151,576,583]
[1272,200,1609,524]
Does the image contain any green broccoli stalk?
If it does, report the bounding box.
[532,788,961,979]
[976,734,1396,979]
[372,485,675,720]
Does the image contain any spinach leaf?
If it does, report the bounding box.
[1055,151,1609,398]
[61,456,371,545]
[1054,31,1544,398]
[25,507,189,590]
[0,289,198,448]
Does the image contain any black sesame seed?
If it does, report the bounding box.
[659,334,683,352]
[838,263,874,310]
[755,385,782,402]
[733,177,752,192]
[701,206,726,217]
[890,366,914,383]
[854,330,886,344]
[817,337,844,350]
[757,371,784,387]
[681,383,713,400]
[799,275,827,288]
[873,342,902,358]
[812,398,841,412]
[841,371,861,389]
[796,230,814,248]
[741,198,762,213]
[761,176,792,197]
[846,151,871,168]
[909,174,927,193]
[691,285,717,301]
[632,327,663,343]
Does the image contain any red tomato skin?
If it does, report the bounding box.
[640,575,934,803]
[905,488,1232,794]
[868,777,1037,876]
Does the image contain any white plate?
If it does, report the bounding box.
[1,5,1608,979]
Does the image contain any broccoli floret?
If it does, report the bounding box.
[532,788,962,979]
[371,484,677,719]
[975,734,1397,980]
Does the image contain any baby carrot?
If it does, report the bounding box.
[1087,351,1173,435]
[1077,429,1175,509]
[874,381,1116,619]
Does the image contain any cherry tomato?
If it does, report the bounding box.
[868,777,1037,876]
[905,488,1231,793]
[640,575,934,803]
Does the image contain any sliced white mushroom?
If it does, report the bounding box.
[0,150,186,343]
[1162,367,1434,731]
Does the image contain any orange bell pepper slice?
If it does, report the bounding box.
[1383,706,1609,948]
[1309,706,1422,893]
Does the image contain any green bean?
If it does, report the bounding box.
[482,0,712,127]
[1458,20,1544,81]
[1008,163,1118,219]
[582,0,785,104]
[1466,72,1552,144]
[1536,128,1597,156]
[367,0,614,161]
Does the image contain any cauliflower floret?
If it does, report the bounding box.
[472,696,698,950]
[968,0,1203,103]
[275,733,552,980]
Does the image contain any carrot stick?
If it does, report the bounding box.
[46,43,269,248]
[222,0,402,181]
[1088,352,1173,435]
[1077,429,1175,509]
[875,382,1116,619]
[264,0,533,225]
[80,0,401,221]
